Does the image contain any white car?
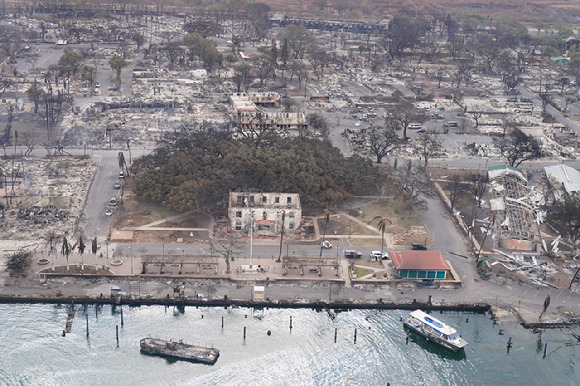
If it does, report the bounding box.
[354,122,361,127]
[322,240,332,249]
[371,250,389,260]
[370,251,382,260]
[104,208,114,217]
[407,123,423,130]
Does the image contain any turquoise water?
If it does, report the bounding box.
[0,304,578,385]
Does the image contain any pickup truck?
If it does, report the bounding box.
[344,250,362,259]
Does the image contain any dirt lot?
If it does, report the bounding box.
[112,183,212,244]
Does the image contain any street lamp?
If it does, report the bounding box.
[129,246,132,275]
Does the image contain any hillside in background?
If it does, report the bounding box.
[224,0,579,23]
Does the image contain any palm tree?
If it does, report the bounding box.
[61,235,71,271]
[378,218,388,257]
[46,230,56,271]
[92,237,98,272]
[77,234,86,271]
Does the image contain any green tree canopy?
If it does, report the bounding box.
[58,50,84,78]
[132,129,384,212]
[183,33,222,71]
[109,55,128,89]
[282,24,316,59]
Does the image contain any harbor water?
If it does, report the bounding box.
[0,304,578,385]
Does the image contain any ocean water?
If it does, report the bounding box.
[0,304,577,385]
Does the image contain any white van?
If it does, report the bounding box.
[407,123,422,130]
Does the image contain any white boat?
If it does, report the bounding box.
[404,309,468,352]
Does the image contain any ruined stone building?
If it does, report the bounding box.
[228,192,301,236]
[230,93,257,115]
[250,92,280,107]
[229,93,306,133]
[237,111,307,132]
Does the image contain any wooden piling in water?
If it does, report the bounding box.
[121,308,124,326]
[543,343,547,358]
[334,328,337,343]
[243,326,246,340]
[116,325,119,343]
[354,328,357,344]
[290,316,293,330]
[86,313,89,337]
[222,316,224,329]
[64,308,76,334]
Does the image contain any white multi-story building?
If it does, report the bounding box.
[228,192,301,236]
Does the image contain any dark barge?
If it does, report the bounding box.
[140,337,220,364]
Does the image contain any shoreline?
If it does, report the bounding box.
[2,275,579,330]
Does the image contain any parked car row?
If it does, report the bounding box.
[341,243,427,259]
[105,170,125,217]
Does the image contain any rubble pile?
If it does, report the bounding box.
[392,226,432,246]
[0,157,96,240]
[487,250,559,288]
[61,97,228,148]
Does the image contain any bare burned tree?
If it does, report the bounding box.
[232,62,254,93]
[252,55,274,88]
[395,161,434,211]
[492,127,544,167]
[212,235,243,274]
[0,78,12,96]
[368,127,400,163]
[52,137,71,156]
[471,110,483,129]
[544,192,580,254]
[388,99,427,141]
[42,141,54,156]
[416,132,442,168]
[23,133,37,156]
[448,174,466,212]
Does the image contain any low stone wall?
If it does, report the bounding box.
[0,294,491,314]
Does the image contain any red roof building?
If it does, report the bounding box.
[389,251,451,280]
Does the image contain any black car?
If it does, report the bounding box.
[411,243,427,250]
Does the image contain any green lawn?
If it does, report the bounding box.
[354,266,374,278]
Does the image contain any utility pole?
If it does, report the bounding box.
[249,210,254,266]
[320,213,329,257]
[278,211,285,262]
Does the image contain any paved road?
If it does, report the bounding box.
[518,84,580,133]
